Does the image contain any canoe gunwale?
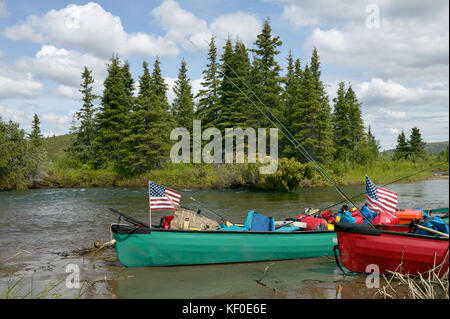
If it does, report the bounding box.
[111,224,334,235]
[335,223,449,241]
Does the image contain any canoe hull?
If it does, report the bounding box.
[112,225,338,267]
[335,223,449,276]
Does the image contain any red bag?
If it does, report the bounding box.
[320,209,331,220]
[162,215,174,229]
[350,209,364,224]
[295,214,328,230]
[372,212,400,225]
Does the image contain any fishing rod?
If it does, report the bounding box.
[183,195,227,223]
[317,163,448,213]
[205,50,376,228]
[187,38,376,226]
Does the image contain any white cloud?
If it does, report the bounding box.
[0,105,33,128]
[152,0,262,50]
[0,103,77,136]
[379,108,408,119]
[210,12,262,46]
[57,85,82,100]
[3,2,179,58]
[0,53,43,99]
[16,45,107,88]
[355,78,448,107]
[278,0,449,83]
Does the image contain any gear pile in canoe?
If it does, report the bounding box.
[108,180,448,269]
[333,177,449,277]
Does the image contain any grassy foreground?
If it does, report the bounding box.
[38,157,449,191]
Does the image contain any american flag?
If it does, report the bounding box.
[365,175,398,214]
[149,181,181,211]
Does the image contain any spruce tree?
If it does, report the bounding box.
[217,37,236,133]
[345,84,365,146]
[393,130,409,160]
[309,48,334,162]
[249,18,283,128]
[332,82,352,160]
[29,114,43,148]
[92,54,133,169]
[120,59,174,174]
[69,66,98,164]
[28,114,45,178]
[172,59,194,132]
[408,126,426,158]
[289,65,322,162]
[282,51,301,158]
[196,36,221,128]
[228,39,252,128]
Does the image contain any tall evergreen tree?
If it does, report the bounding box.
[289,65,323,162]
[29,114,43,148]
[345,84,365,146]
[309,48,334,162]
[282,51,301,158]
[228,39,252,128]
[332,82,352,160]
[393,130,410,160]
[249,18,283,128]
[408,126,426,158]
[27,114,45,178]
[119,59,174,174]
[172,59,194,132]
[68,66,98,164]
[196,36,221,128]
[216,37,236,133]
[92,54,133,168]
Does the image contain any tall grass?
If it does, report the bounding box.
[39,157,448,191]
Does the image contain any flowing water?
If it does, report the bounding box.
[0,179,448,299]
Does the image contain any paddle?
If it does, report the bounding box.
[409,220,449,238]
[413,224,449,238]
[107,207,150,228]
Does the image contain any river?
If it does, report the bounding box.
[0,179,448,299]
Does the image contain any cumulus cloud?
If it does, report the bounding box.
[16,45,107,89]
[0,103,77,136]
[355,78,449,107]
[57,85,83,100]
[278,0,449,83]
[152,0,262,50]
[0,52,43,99]
[3,2,179,58]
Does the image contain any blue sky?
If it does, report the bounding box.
[0,0,448,150]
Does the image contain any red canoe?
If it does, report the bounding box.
[334,223,449,276]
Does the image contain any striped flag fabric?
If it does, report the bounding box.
[149,181,181,211]
[365,175,398,214]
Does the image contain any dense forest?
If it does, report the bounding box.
[1,19,448,191]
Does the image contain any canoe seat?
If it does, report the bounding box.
[219,225,247,231]
[275,226,300,232]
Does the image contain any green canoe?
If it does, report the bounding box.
[112,224,338,267]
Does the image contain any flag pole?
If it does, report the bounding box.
[148,181,152,229]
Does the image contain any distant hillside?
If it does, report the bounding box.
[383,141,449,155]
[425,141,449,154]
[42,133,74,162]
